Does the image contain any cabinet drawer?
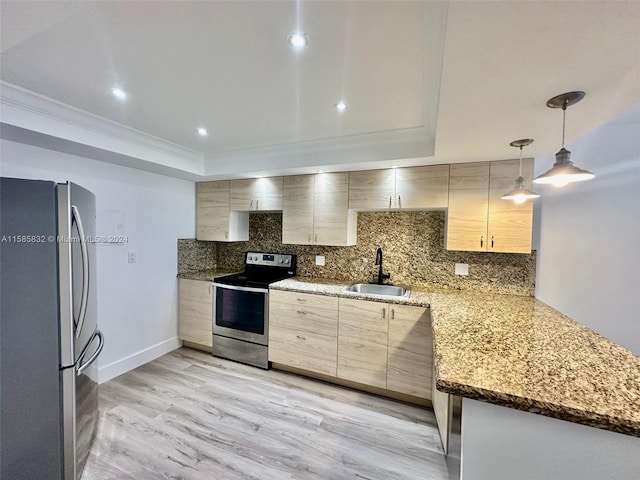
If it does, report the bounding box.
[269,325,337,376]
[179,279,213,302]
[270,290,338,310]
[270,302,338,337]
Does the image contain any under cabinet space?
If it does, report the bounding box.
[178,279,213,350]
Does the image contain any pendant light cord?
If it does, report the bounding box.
[518,145,523,177]
[561,100,568,148]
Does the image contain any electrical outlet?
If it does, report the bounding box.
[128,252,136,264]
[455,263,469,276]
[315,255,325,266]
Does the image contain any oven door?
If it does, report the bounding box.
[213,283,269,345]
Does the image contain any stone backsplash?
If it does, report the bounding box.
[179,211,536,296]
[177,238,216,274]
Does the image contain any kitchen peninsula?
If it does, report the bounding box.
[269,277,640,480]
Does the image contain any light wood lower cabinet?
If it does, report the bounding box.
[337,297,389,389]
[268,290,339,376]
[387,304,432,398]
[269,290,433,401]
[179,279,213,350]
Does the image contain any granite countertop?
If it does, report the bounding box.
[270,276,640,437]
[270,276,433,307]
[177,269,239,281]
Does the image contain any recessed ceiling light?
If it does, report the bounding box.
[287,32,308,48]
[390,165,399,169]
[111,87,127,100]
[197,127,208,137]
[335,102,347,113]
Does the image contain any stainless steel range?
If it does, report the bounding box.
[212,252,296,369]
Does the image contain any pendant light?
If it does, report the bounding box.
[501,139,540,203]
[533,91,595,187]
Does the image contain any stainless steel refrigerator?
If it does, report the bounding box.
[1,177,104,480]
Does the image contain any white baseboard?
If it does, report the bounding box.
[98,337,182,384]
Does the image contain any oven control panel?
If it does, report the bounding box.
[246,252,294,267]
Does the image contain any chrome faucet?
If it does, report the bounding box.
[374,247,391,285]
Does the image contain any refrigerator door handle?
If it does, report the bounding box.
[72,205,89,339]
[76,330,104,376]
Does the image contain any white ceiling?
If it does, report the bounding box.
[1,1,639,180]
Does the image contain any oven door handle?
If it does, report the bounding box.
[213,283,269,294]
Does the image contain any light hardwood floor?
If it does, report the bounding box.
[82,347,448,480]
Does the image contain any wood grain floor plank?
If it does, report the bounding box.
[82,347,448,480]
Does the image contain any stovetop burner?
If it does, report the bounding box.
[214,252,297,288]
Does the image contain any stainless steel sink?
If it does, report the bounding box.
[345,283,410,298]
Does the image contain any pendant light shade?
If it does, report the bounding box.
[502,139,540,203]
[533,91,595,186]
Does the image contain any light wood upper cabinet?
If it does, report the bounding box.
[196,181,248,242]
[230,177,283,211]
[487,159,535,253]
[349,165,449,210]
[348,169,396,210]
[282,172,357,246]
[395,165,450,209]
[314,172,357,246]
[268,290,339,376]
[387,304,432,399]
[446,162,491,251]
[179,279,213,351]
[282,175,315,244]
[446,159,534,253]
[337,297,389,389]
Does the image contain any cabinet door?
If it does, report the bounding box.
[282,175,314,244]
[255,177,283,211]
[197,181,231,242]
[269,291,338,376]
[338,298,388,389]
[387,304,432,399]
[314,172,356,246]
[348,169,396,210]
[487,159,534,253]
[229,179,255,211]
[395,165,450,209]
[446,162,490,251]
[179,279,213,349]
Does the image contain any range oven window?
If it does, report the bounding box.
[215,287,265,335]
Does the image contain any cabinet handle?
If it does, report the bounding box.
[480,235,484,248]
[398,195,401,208]
[250,199,253,210]
[315,233,318,243]
[382,308,386,319]
[296,335,306,341]
[296,310,307,315]
[391,308,395,320]
[225,231,228,240]
[389,195,392,208]
[256,199,259,210]
[308,233,311,243]
[491,236,494,248]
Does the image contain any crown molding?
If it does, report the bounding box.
[0,82,204,176]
